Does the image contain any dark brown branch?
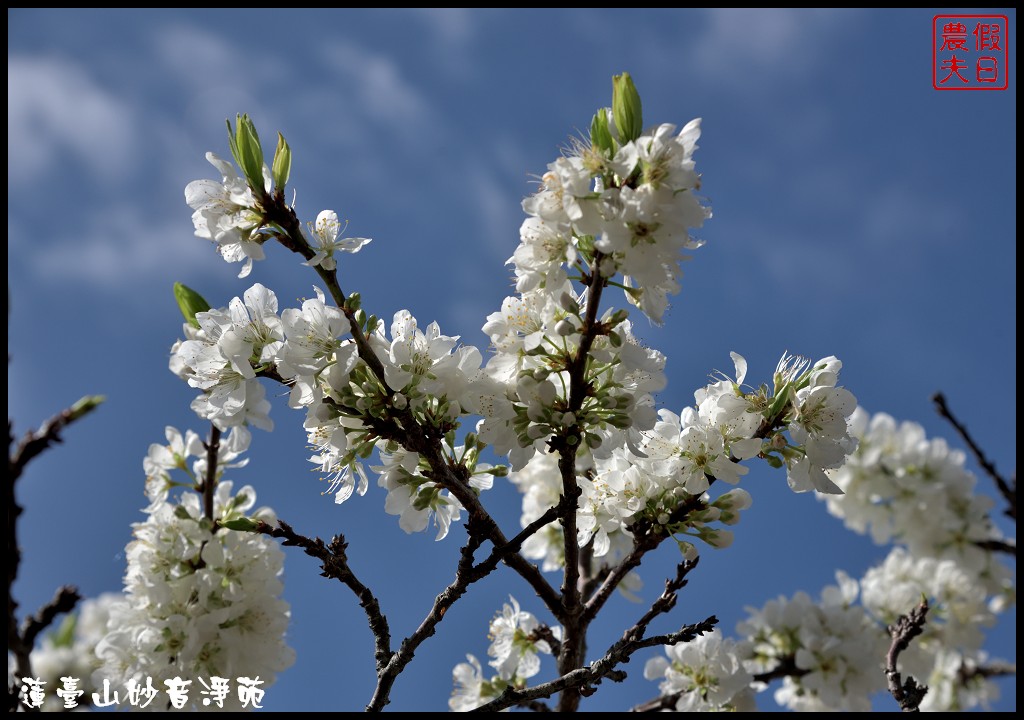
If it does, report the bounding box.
[958,660,1017,682]
[583,506,700,630]
[530,625,563,658]
[933,393,1015,520]
[200,425,221,522]
[260,197,563,621]
[631,693,682,712]
[518,699,553,711]
[886,598,930,712]
[471,615,718,712]
[554,253,610,712]
[752,654,809,684]
[366,503,570,710]
[8,397,101,712]
[973,538,1016,557]
[9,397,104,484]
[20,585,81,651]
[630,559,699,634]
[584,412,787,627]
[253,519,393,673]
[366,520,487,711]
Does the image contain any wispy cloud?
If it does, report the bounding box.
[153,24,288,97]
[686,9,858,92]
[26,206,213,289]
[7,55,137,185]
[318,40,431,136]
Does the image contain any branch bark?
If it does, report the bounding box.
[886,598,930,712]
[471,615,718,712]
[253,519,393,673]
[7,398,100,712]
[933,393,1015,521]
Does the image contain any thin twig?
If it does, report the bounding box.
[631,693,681,712]
[958,660,1017,682]
[471,615,718,712]
[7,398,101,711]
[253,519,393,673]
[20,585,81,651]
[261,196,563,621]
[366,502,572,710]
[629,559,699,635]
[366,520,486,711]
[530,625,563,658]
[972,538,1016,557]
[9,397,104,483]
[886,598,930,712]
[933,393,1015,520]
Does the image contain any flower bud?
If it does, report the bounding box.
[559,292,580,315]
[612,73,643,143]
[271,132,292,190]
[590,107,614,154]
[226,114,266,198]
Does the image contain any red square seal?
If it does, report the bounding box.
[933,15,1009,90]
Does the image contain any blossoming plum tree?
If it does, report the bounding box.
[7,74,1015,713]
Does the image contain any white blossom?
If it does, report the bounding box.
[487,597,555,681]
[94,481,294,711]
[305,210,371,271]
[184,152,268,278]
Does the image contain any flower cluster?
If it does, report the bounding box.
[161,77,1011,714]
[185,153,269,279]
[643,630,755,711]
[448,596,557,711]
[93,432,294,712]
[21,594,121,712]
[171,283,282,431]
[517,116,709,323]
[736,573,887,712]
[823,409,1011,596]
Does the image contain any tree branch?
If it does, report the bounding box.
[628,559,700,634]
[471,615,718,712]
[518,699,553,711]
[260,198,563,620]
[554,255,609,712]
[20,585,81,652]
[959,660,1017,682]
[973,538,1016,557]
[9,397,104,484]
[366,520,486,711]
[886,598,930,712]
[253,519,393,673]
[630,653,809,712]
[200,425,221,522]
[366,504,567,710]
[933,393,1015,520]
[7,397,101,711]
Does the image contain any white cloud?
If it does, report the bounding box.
[407,8,490,79]
[412,8,475,47]
[7,55,137,185]
[687,9,858,90]
[317,41,430,135]
[153,24,287,97]
[27,206,213,289]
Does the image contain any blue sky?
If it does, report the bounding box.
[7,8,1015,712]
